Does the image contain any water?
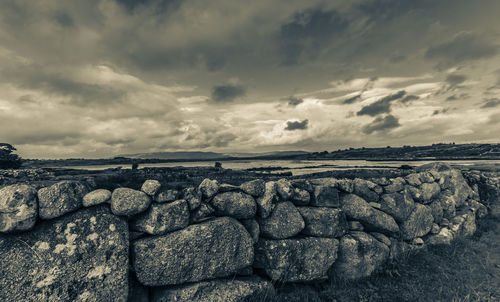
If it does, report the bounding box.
[53,159,500,176]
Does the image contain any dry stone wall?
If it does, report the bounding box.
[0,163,498,301]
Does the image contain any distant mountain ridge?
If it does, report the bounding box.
[119,150,309,160]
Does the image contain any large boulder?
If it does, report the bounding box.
[211,192,257,219]
[409,182,440,203]
[384,177,406,193]
[240,179,266,197]
[0,206,128,301]
[291,187,310,205]
[151,276,275,302]
[255,181,277,218]
[297,207,347,237]
[379,189,415,222]
[340,194,399,234]
[257,201,305,239]
[311,185,339,207]
[182,187,202,210]
[37,181,88,220]
[0,184,38,232]
[141,180,162,197]
[83,189,111,207]
[352,179,380,203]
[131,200,190,235]
[276,178,293,200]
[254,237,338,282]
[111,188,151,217]
[198,179,219,199]
[400,203,434,240]
[155,189,178,203]
[331,231,389,280]
[133,217,253,286]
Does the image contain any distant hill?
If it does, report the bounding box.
[119,150,309,160]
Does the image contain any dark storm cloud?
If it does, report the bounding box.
[481,98,500,108]
[211,84,246,103]
[357,90,406,116]
[115,0,183,14]
[362,114,400,134]
[445,74,467,86]
[285,119,309,131]
[54,11,74,27]
[278,8,349,65]
[287,96,304,106]
[357,0,420,22]
[446,93,469,101]
[343,95,361,104]
[400,95,419,103]
[425,32,498,67]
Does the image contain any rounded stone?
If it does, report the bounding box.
[257,201,305,239]
[141,180,161,197]
[83,189,111,207]
[198,178,219,199]
[0,184,38,232]
[37,181,88,220]
[111,188,151,217]
[211,192,257,219]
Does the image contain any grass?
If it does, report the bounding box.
[275,213,500,302]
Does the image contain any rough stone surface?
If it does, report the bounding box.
[131,200,190,235]
[211,192,257,219]
[190,202,215,223]
[111,188,151,217]
[38,181,88,220]
[83,189,111,207]
[379,189,415,222]
[332,231,389,280]
[426,227,454,245]
[291,187,310,205]
[151,277,276,302]
[352,179,380,203]
[155,189,178,203]
[240,218,260,243]
[240,179,266,197]
[311,185,340,207]
[276,178,293,200]
[198,178,219,199]
[141,180,162,197]
[418,182,441,203]
[133,217,253,286]
[255,181,277,218]
[340,194,399,234]
[400,203,434,240]
[370,232,391,247]
[0,206,128,302]
[218,184,240,192]
[0,184,38,232]
[297,207,347,237]
[255,237,338,282]
[182,187,202,210]
[384,177,406,193]
[348,220,364,231]
[257,201,305,239]
[429,200,444,223]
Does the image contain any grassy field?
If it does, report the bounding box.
[276,208,500,302]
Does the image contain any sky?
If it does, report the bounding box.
[1,0,500,159]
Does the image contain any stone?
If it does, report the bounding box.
[218,184,240,192]
[438,168,474,208]
[369,202,381,209]
[426,227,454,245]
[389,239,423,260]
[348,220,364,231]
[379,189,415,222]
[131,200,189,235]
[211,192,256,219]
[291,179,314,192]
[151,276,276,302]
[384,177,406,193]
[412,237,424,246]
[0,206,128,302]
[400,203,434,240]
[340,194,399,234]
[129,274,149,302]
[240,179,266,197]
[297,207,347,237]
[470,199,488,218]
[291,187,310,205]
[311,185,339,207]
[190,202,215,223]
[155,189,178,203]
[405,173,422,187]
[255,237,338,282]
[431,223,440,234]
[332,232,389,280]
[255,181,277,218]
[371,177,390,186]
[198,178,219,199]
[0,184,38,233]
[419,182,441,203]
[141,180,161,197]
[38,181,88,220]
[133,217,253,286]
[111,188,151,217]
[455,212,476,237]
[182,187,202,210]
[276,178,293,200]
[370,232,391,247]
[257,202,305,239]
[240,218,260,244]
[352,178,380,203]
[83,189,111,207]
[428,200,444,224]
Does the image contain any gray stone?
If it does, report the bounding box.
[141,180,162,196]
[405,173,422,186]
[352,178,380,203]
[426,227,453,245]
[0,184,38,233]
[438,168,474,208]
[255,181,277,218]
[311,185,339,207]
[218,184,240,192]
[291,179,314,192]
[258,201,305,239]
[384,177,406,193]
[190,202,215,223]
[291,187,310,205]
[129,274,149,302]
[133,217,253,286]
[131,200,189,235]
[389,238,424,260]
[340,194,399,234]
[332,231,389,280]
[182,187,202,210]
[240,218,260,244]
[379,189,415,222]
[83,189,111,207]
[276,178,293,200]
[198,178,219,199]
[240,179,266,197]
[0,206,128,302]
[429,200,444,223]
[111,188,151,217]
[211,192,256,219]
[151,276,276,302]
[297,207,347,237]
[400,203,434,240]
[371,177,390,186]
[370,232,391,247]
[38,181,88,220]
[255,237,338,282]
[419,182,441,203]
[348,220,364,231]
[155,189,178,203]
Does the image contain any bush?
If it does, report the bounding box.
[0,143,22,169]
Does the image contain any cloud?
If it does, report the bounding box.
[400,95,419,103]
[357,90,406,116]
[211,84,246,103]
[343,94,361,104]
[287,96,304,106]
[445,74,467,86]
[446,93,470,101]
[433,108,448,115]
[362,114,400,134]
[481,98,500,108]
[425,32,498,67]
[285,119,309,131]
